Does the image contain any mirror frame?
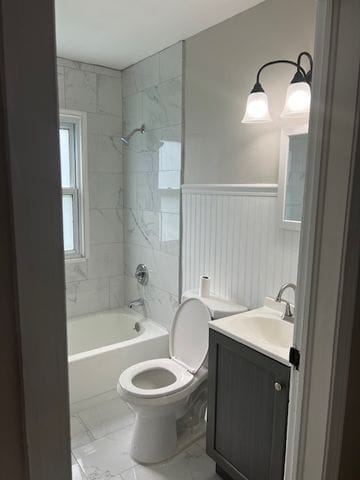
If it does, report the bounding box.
[278,123,309,231]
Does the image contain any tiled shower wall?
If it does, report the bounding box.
[57,58,124,317]
[122,42,183,331]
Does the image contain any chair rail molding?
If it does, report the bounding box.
[181,183,278,196]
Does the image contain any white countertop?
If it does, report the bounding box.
[209,297,294,366]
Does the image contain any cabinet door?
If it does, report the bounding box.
[207,330,290,480]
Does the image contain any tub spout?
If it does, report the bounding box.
[128,298,144,309]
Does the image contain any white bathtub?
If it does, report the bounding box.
[67,308,169,404]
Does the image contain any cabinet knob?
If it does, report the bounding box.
[274,382,282,392]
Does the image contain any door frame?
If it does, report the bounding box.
[0,0,71,479]
[285,0,360,478]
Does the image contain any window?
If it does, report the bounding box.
[59,110,88,259]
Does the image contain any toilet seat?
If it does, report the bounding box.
[170,298,211,373]
[119,298,211,401]
[119,358,194,398]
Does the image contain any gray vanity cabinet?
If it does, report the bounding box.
[207,329,290,480]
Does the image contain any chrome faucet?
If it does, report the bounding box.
[275,283,296,320]
[128,298,144,309]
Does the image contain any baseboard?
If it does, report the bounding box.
[216,464,234,480]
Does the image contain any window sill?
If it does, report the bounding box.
[64,256,87,265]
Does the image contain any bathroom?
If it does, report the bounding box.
[57,0,316,478]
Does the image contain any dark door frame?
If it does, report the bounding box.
[0,0,71,479]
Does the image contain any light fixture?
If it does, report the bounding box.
[241,83,272,123]
[281,70,311,118]
[242,52,313,124]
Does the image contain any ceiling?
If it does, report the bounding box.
[55,0,265,70]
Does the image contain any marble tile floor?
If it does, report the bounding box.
[71,395,221,480]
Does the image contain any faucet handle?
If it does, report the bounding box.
[280,300,294,321]
[135,264,149,285]
[284,301,293,317]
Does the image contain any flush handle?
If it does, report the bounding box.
[274,382,282,392]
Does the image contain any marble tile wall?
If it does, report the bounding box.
[122,42,183,331]
[57,58,124,317]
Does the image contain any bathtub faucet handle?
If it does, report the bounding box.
[135,264,149,285]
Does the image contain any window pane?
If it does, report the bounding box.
[60,128,71,187]
[62,195,74,251]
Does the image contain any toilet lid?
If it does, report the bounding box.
[170,298,211,373]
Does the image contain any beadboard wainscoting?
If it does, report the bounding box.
[182,185,300,309]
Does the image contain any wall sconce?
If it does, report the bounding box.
[242,51,313,124]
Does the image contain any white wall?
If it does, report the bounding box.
[184,0,316,184]
[57,58,124,317]
[182,185,299,308]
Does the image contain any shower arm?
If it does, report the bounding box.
[123,124,145,143]
[127,126,142,140]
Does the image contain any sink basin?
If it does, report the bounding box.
[228,315,293,349]
[209,297,294,365]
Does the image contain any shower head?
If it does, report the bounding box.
[121,124,145,145]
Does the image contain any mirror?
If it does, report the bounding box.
[278,124,308,230]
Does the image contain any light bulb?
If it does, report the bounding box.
[242,92,272,123]
[281,82,311,118]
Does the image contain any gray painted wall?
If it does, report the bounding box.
[184,0,316,184]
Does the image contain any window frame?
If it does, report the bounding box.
[278,123,308,232]
[59,109,89,261]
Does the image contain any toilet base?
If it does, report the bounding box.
[176,419,206,455]
[130,408,177,464]
[119,366,208,464]
[131,413,206,464]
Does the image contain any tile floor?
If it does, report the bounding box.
[71,394,221,480]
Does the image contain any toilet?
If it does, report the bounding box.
[117,293,247,464]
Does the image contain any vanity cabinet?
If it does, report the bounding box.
[207,329,290,480]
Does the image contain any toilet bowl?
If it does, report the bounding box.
[118,295,247,464]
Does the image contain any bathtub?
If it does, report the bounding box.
[67,308,169,404]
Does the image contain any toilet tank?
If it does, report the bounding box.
[181,290,247,320]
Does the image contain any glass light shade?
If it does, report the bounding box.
[281,81,311,118]
[241,92,272,123]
